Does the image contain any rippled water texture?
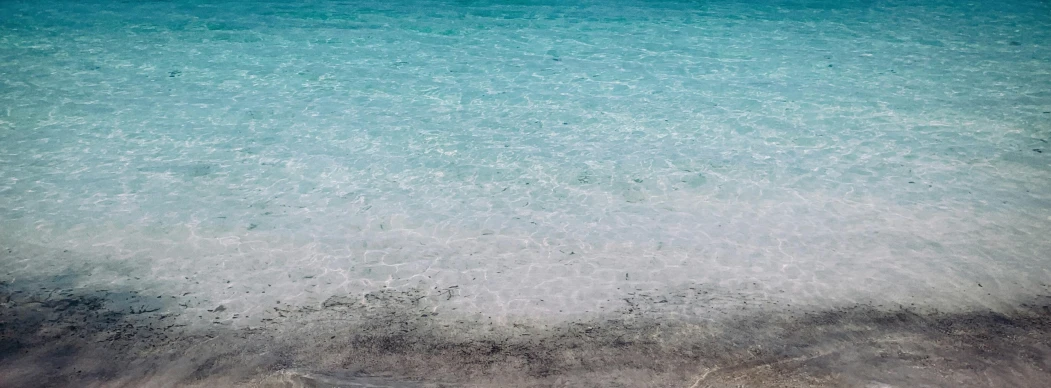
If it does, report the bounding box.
[1,0,1050,386]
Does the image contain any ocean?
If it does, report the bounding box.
[1,0,1049,386]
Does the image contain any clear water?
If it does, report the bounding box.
[1,0,1050,386]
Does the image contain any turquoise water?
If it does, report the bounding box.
[1,0,1050,386]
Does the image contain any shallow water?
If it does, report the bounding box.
[1,0,1050,386]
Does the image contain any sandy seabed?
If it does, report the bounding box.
[2,269,1050,388]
